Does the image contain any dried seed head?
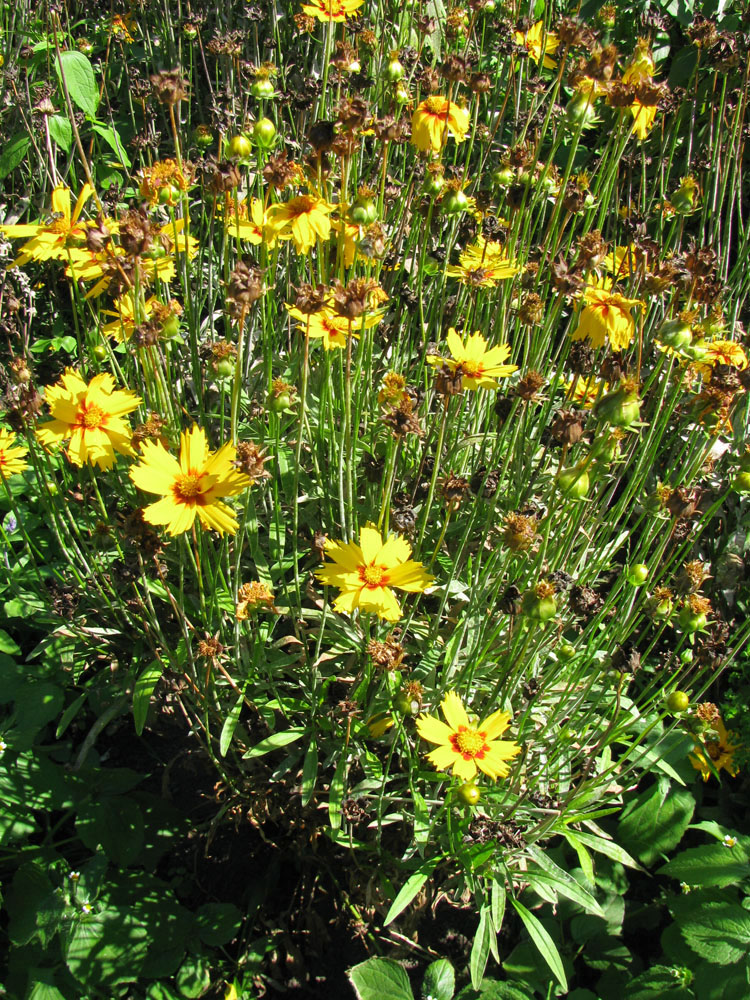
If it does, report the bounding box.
[551,408,585,446]
[226,261,264,316]
[516,369,545,400]
[293,282,328,315]
[234,441,271,484]
[367,636,406,671]
[503,513,538,552]
[150,68,189,105]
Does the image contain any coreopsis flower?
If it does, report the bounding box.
[37,370,141,470]
[622,40,655,85]
[515,21,560,69]
[0,428,29,477]
[417,692,521,781]
[428,329,518,390]
[223,196,281,248]
[266,195,333,254]
[315,523,434,622]
[411,96,470,154]
[629,99,658,140]
[129,426,251,537]
[101,293,159,342]
[0,183,96,268]
[690,716,740,782]
[300,0,364,21]
[446,237,520,287]
[571,277,644,352]
[286,303,383,349]
[137,159,194,205]
[698,340,749,372]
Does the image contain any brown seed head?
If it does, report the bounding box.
[234,441,271,484]
[150,68,189,105]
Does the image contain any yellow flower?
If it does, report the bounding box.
[566,376,610,408]
[690,717,740,782]
[417,692,521,782]
[286,304,383,350]
[606,244,642,280]
[0,183,96,268]
[37,370,141,470]
[428,329,518,390]
[629,99,658,140]
[266,195,333,254]
[515,21,560,70]
[622,41,655,85]
[235,581,275,619]
[700,340,748,372]
[101,293,158,342]
[411,96,470,154]
[446,237,520,287]
[129,426,250,537]
[571,277,644,352]
[0,428,29,477]
[223,196,282,248]
[300,0,364,21]
[315,523,434,623]
[137,159,194,205]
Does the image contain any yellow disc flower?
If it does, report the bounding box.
[0,428,29,477]
[315,523,434,622]
[690,716,740,782]
[286,304,384,350]
[266,195,333,254]
[699,340,749,373]
[417,692,521,782]
[411,97,470,154]
[515,21,560,70]
[129,426,251,537]
[571,277,644,353]
[428,329,518,390]
[0,183,96,268]
[223,196,281,248]
[300,0,364,21]
[37,369,141,470]
[446,237,520,287]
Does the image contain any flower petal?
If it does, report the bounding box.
[441,691,469,731]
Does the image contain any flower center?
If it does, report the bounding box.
[82,404,106,429]
[361,564,386,588]
[424,97,448,118]
[174,473,203,501]
[460,360,482,378]
[452,727,488,758]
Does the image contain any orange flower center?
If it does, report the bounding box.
[460,360,482,378]
[82,404,106,429]
[174,472,203,501]
[423,96,448,119]
[451,726,489,760]
[360,564,386,588]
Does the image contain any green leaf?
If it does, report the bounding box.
[0,134,31,179]
[692,959,750,1000]
[6,863,54,945]
[526,846,604,916]
[219,685,247,756]
[678,902,750,965]
[490,880,506,936]
[0,628,20,654]
[509,899,567,992]
[348,957,415,1000]
[195,902,242,946]
[570,830,643,870]
[422,958,455,1000]
[456,980,535,999]
[242,728,306,759]
[657,842,749,887]
[385,857,441,926]
[56,50,99,118]
[76,798,145,866]
[470,905,493,990]
[28,977,67,1000]
[617,782,695,867]
[90,122,131,168]
[48,114,73,152]
[301,740,318,805]
[64,908,150,987]
[56,691,88,738]
[133,660,162,736]
[175,952,212,998]
[329,752,347,830]
[623,965,697,999]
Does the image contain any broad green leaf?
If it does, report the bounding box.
[133,660,162,736]
[64,908,150,986]
[422,958,455,1000]
[56,691,87,738]
[28,980,67,1000]
[470,905,492,990]
[175,952,212,998]
[617,782,695,866]
[242,728,306,759]
[56,50,99,118]
[48,114,73,151]
[6,862,53,945]
[490,880,506,936]
[692,959,750,1000]
[219,685,246,756]
[90,122,131,168]
[195,903,242,946]
[76,798,144,866]
[385,857,441,926]
[0,134,30,178]
[348,957,415,1000]
[510,899,567,992]
[657,842,749,887]
[623,965,697,999]
[456,984,535,1000]
[678,902,750,965]
[0,628,20,654]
